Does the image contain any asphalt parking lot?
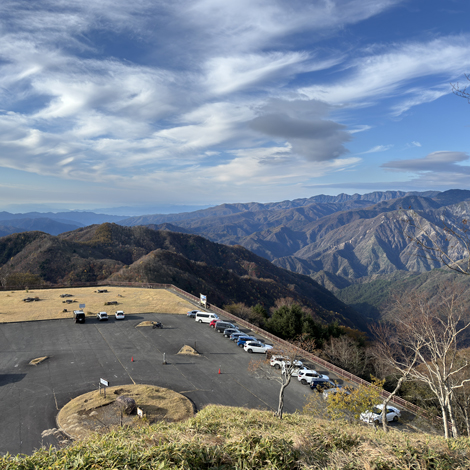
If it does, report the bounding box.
[0,312,334,456]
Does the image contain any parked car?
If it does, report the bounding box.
[73,310,86,323]
[97,311,108,321]
[187,310,200,318]
[215,321,236,333]
[297,369,329,385]
[360,404,401,424]
[310,379,336,391]
[281,364,309,377]
[230,332,247,341]
[223,327,240,337]
[323,386,353,400]
[195,312,219,324]
[243,341,274,354]
[270,355,303,369]
[115,310,125,320]
[209,319,222,328]
[236,336,256,347]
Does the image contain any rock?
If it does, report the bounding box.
[115,395,136,414]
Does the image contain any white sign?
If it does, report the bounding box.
[137,407,143,418]
[79,303,86,309]
[100,378,109,387]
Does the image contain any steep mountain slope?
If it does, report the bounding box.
[334,267,470,325]
[118,190,470,290]
[273,201,470,288]
[0,224,367,329]
[0,231,124,284]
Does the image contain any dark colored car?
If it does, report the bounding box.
[310,379,336,391]
[73,310,86,323]
[223,327,240,337]
[230,332,246,341]
[215,321,236,333]
[236,336,256,347]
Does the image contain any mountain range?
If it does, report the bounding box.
[119,189,470,288]
[3,189,470,325]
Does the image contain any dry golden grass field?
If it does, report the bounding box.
[0,286,196,323]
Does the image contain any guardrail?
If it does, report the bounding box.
[1,280,425,416]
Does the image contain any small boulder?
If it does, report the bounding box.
[115,396,136,415]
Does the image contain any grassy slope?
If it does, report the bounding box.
[2,405,469,469]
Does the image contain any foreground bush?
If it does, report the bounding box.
[2,405,470,469]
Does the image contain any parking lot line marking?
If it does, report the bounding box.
[53,389,59,410]
[233,379,274,411]
[94,326,136,385]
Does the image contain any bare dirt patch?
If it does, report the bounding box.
[57,384,194,440]
[0,287,195,323]
[177,345,200,356]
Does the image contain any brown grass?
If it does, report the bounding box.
[28,356,48,366]
[0,287,196,323]
[177,345,200,356]
[135,321,157,327]
[57,384,194,440]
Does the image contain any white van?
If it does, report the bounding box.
[195,312,219,323]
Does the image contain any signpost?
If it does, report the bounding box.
[99,378,109,398]
[137,407,143,418]
[79,303,85,309]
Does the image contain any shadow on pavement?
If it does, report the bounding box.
[0,373,27,386]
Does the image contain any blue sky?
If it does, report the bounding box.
[0,0,469,212]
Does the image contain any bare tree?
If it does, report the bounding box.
[248,343,308,419]
[371,323,420,432]
[449,349,470,436]
[451,74,470,103]
[383,286,470,438]
[322,335,372,377]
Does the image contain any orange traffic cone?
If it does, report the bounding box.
[132,356,134,362]
[218,367,221,374]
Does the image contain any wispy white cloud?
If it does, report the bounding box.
[299,36,470,112]
[360,144,393,154]
[0,0,468,207]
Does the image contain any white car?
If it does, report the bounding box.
[281,364,309,377]
[322,386,352,400]
[243,341,273,354]
[269,355,303,369]
[115,310,125,320]
[360,404,401,424]
[297,369,329,385]
[97,311,108,321]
